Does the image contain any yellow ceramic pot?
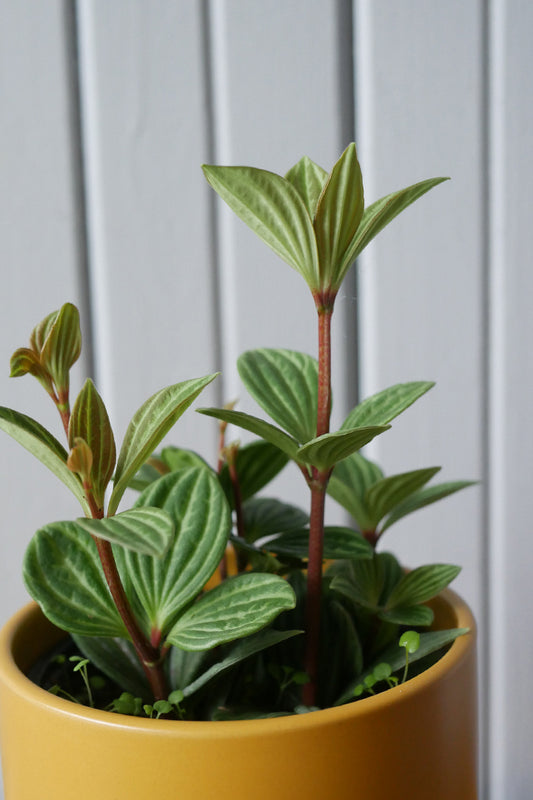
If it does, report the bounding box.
[0,589,477,799]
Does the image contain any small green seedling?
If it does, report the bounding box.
[399,631,421,684]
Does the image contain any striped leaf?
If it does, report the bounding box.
[365,467,441,529]
[74,507,174,557]
[327,452,383,529]
[69,379,116,508]
[378,605,434,627]
[23,520,126,638]
[198,407,299,460]
[342,381,434,430]
[166,572,296,651]
[241,497,308,543]
[386,564,461,609]
[268,526,373,561]
[342,177,449,267]
[382,480,477,531]
[0,407,89,514]
[39,303,81,392]
[202,164,319,289]
[285,155,328,218]
[119,468,230,634]
[109,373,218,515]
[314,143,365,290]
[238,349,318,443]
[296,425,390,471]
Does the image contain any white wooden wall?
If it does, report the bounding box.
[0,2,531,797]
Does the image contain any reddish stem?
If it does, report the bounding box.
[302,294,336,706]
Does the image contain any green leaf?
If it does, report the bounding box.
[161,446,209,473]
[69,379,116,508]
[0,407,90,514]
[241,497,309,543]
[296,425,390,471]
[218,440,288,508]
[202,164,319,289]
[74,507,174,557]
[386,564,461,609]
[341,381,434,430]
[9,348,51,391]
[72,634,149,698]
[285,156,328,217]
[120,468,230,634]
[40,303,81,391]
[327,452,383,529]
[181,629,302,698]
[330,556,385,611]
[109,374,218,515]
[166,572,296,651]
[268,526,373,561]
[343,177,449,266]
[314,143,365,290]
[365,467,441,529]
[238,349,318,443]
[198,407,299,461]
[23,520,126,638]
[378,605,434,627]
[382,480,477,531]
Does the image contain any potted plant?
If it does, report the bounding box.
[0,144,478,799]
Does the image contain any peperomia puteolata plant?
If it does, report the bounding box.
[0,144,475,718]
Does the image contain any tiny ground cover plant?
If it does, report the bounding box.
[0,144,474,718]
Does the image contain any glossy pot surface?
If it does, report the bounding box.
[0,590,477,799]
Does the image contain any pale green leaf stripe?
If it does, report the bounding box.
[109,374,218,515]
[327,452,383,529]
[167,573,296,651]
[0,407,90,514]
[382,480,477,532]
[182,629,302,698]
[75,507,173,558]
[41,302,81,384]
[123,468,230,632]
[343,177,449,267]
[238,349,318,443]
[297,425,390,471]
[335,627,469,705]
[202,165,319,288]
[23,520,126,638]
[342,382,434,430]
[314,143,364,289]
[198,407,299,460]
[285,156,328,218]
[365,467,441,528]
[386,564,461,609]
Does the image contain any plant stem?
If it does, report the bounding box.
[302,294,335,706]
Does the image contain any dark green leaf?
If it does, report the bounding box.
[268,527,373,560]
[74,508,174,557]
[202,164,319,289]
[365,467,441,529]
[23,520,126,638]
[218,440,289,508]
[166,573,296,651]
[72,634,149,698]
[109,374,218,515]
[386,564,461,609]
[285,156,328,217]
[382,480,478,531]
[341,382,434,430]
[0,407,89,513]
[378,605,434,626]
[241,497,309,543]
[314,143,365,290]
[327,452,383,529]
[238,349,318,443]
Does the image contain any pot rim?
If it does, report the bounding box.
[0,588,476,737]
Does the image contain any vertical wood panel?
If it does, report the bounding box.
[488,2,533,797]
[77,0,219,464]
[0,1,88,623]
[208,0,356,512]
